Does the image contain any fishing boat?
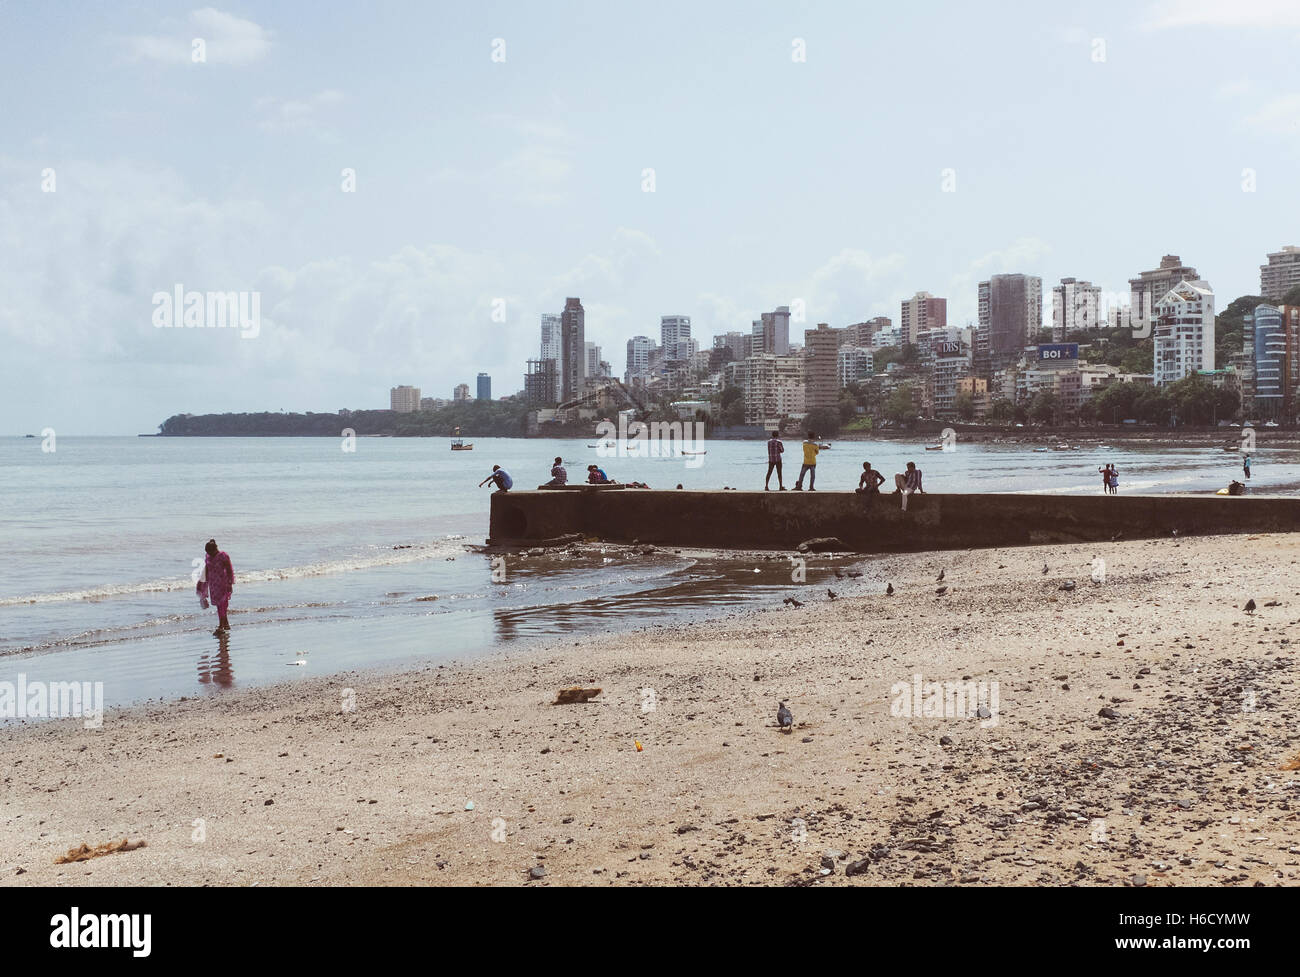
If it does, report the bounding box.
[450,426,473,451]
[681,450,707,456]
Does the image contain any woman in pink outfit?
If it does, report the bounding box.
[196,538,235,634]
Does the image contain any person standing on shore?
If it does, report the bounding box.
[1243,454,1252,480]
[792,432,820,491]
[1107,466,1119,494]
[1098,464,1112,494]
[764,431,785,491]
[196,538,234,635]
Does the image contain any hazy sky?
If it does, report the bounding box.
[3,0,1299,433]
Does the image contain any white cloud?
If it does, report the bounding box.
[1244,92,1300,130]
[121,7,273,65]
[255,90,345,134]
[1142,0,1300,29]
[1215,79,1254,99]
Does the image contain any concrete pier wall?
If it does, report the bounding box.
[488,488,1300,552]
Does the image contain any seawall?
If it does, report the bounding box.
[488,489,1300,552]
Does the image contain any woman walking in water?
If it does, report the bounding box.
[196,538,235,635]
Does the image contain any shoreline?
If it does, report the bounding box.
[4,532,1298,886]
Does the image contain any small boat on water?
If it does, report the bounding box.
[681,450,707,456]
[587,441,615,448]
[924,444,944,451]
[450,426,473,451]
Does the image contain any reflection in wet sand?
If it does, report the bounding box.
[197,631,235,689]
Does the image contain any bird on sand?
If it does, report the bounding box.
[935,585,948,596]
[936,568,945,582]
[827,588,838,600]
[1244,599,1256,614]
[885,582,894,596]
[834,568,845,579]
[845,569,862,578]
[777,701,793,732]
[783,596,804,608]
[1042,564,1049,575]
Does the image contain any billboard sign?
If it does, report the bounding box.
[1038,343,1079,361]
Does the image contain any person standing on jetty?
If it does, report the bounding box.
[196,538,235,636]
[792,432,820,491]
[857,461,885,496]
[764,431,785,491]
[478,465,513,493]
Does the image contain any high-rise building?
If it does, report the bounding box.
[713,331,749,362]
[539,312,563,402]
[732,353,804,427]
[560,297,585,402]
[625,336,656,382]
[585,342,604,378]
[390,385,421,413]
[753,306,791,356]
[900,293,947,345]
[837,346,874,387]
[524,359,558,406]
[476,373,491,401]
[453,383,470,402]
[1261,246,1300,301]
[1247,305,1286,419]
[1130,255,1199,328]
[803,323,844,410]
[978,274,1042,370]
[1051,278,1102,340]
[1153,279,1215,386]
[660,315,692,361]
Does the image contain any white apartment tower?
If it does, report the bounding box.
[1051,278,1102,340]
[1153,279,1215,386]
[660,315,692,361]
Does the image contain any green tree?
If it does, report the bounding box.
[954,392,976,421]
[987,398,1015,423]
[884,383,917,424]
[1029,390,1059,426]
[804,406,842,436]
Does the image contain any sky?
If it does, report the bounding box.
[2,0,1298,434]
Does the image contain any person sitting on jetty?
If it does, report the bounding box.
[856,461,885,496]
[792,432,820,491]
[764,431,785,491]
[545,456,567,486]
[478,465,513,493]
[893,461,924,510]
[587,464,613,484]
[1227,479,1246,496]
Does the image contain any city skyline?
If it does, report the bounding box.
[6,1,1300,432]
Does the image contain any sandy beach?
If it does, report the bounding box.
[3,532,1298,887]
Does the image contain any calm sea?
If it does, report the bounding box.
[0,433,1291,713]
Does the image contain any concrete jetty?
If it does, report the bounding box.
[488,488,1300,552]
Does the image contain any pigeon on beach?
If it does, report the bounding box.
[1244,599,1256,614]
[885,582,894,596]
[777,701,793,732]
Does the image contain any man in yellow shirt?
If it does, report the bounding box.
[792,432,820,491]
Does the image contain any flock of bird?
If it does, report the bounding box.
[771,560,1268,734]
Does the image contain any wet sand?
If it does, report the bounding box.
[3,532,1298,887]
